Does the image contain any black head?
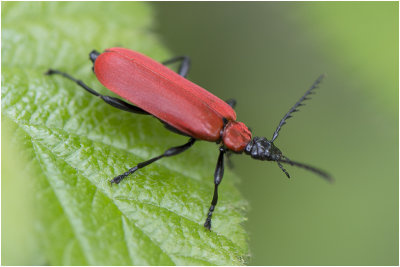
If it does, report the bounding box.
[245,75,333,183]
[244,137,282,161]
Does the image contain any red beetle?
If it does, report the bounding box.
[46,47,331,230]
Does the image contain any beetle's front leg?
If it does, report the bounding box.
[204,146,225,230]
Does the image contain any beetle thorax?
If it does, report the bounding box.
[244,137,282,161]
[222,121,252,152]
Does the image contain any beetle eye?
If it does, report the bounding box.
[251,149,258,157]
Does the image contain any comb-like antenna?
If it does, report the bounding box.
[271,74,326,142]
[278,157,333,183]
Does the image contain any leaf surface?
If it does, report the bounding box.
[2,2,249,265]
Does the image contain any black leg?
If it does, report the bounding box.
[225,99,237,109]
[204,147,225,230]
[111,138,196,184]
[162,56,191,77]
[45,69,150,115]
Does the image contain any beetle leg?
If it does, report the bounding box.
[98,95,149,114]
[204,146,225,230]
[110,138,196,184]
[45,69,150,115]
[162,56,191,77]
[225,98,237,109]
[161,120,191,137]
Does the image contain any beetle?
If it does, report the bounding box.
[46,47,332,230]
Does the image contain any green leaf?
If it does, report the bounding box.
[2,2,249,265]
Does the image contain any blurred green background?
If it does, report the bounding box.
[2,2,398,265]
[152,2,398,265]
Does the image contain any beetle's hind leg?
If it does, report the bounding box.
[111,138,196,184]
[45,69,150,115]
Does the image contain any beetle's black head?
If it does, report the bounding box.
[244,137,283,161]
[244,137,293,179]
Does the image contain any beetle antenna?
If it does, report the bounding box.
[271,74,326,142]
[278,156,333,183]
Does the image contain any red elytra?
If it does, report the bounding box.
[94,47,252,151]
